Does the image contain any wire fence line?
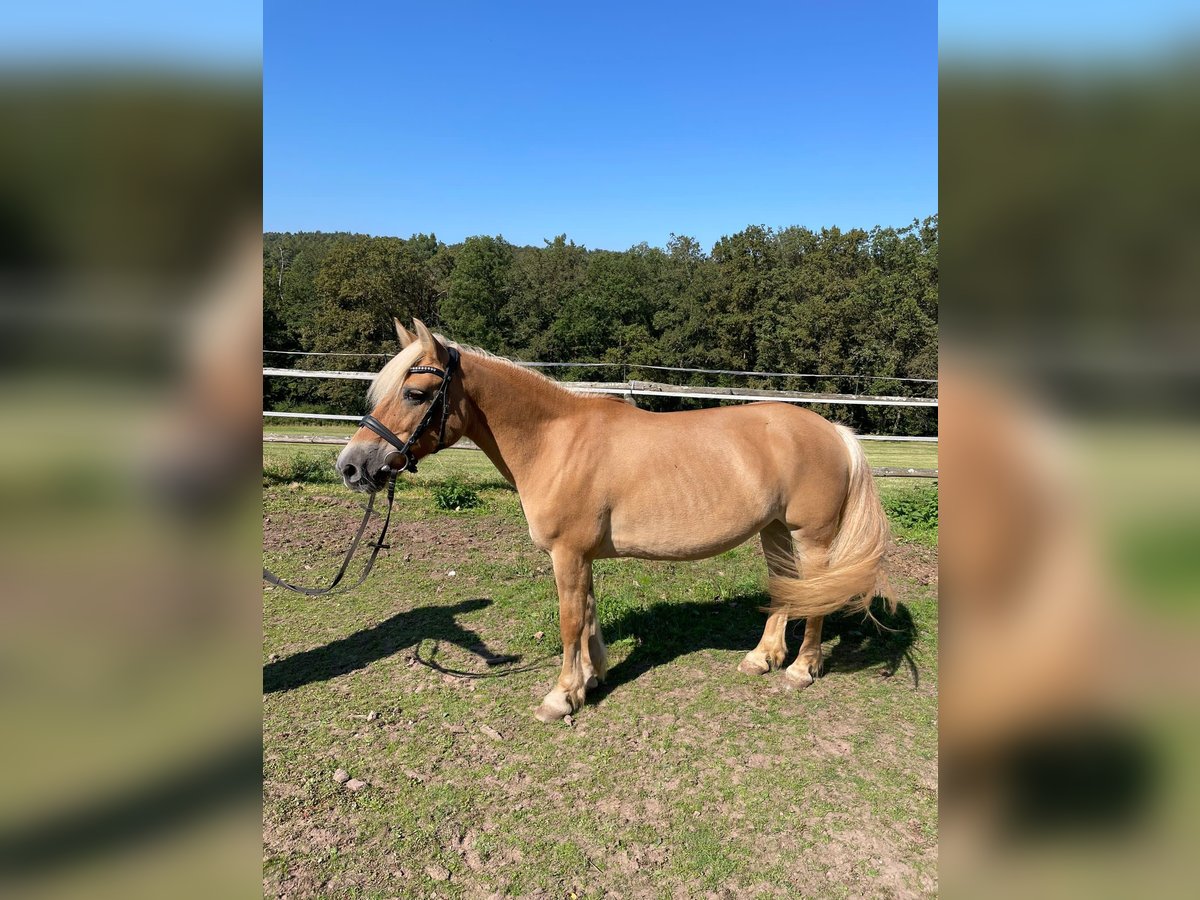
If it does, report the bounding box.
[262,349,938,386]
[263,357,938,447]
[260,413,938,442]
[262,367,937,408]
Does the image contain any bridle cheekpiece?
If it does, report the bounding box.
[357,345,460,475]
[261,344,462,597]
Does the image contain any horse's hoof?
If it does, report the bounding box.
[783,668,815,690]
[534,689,573,723]
[738,654,770,676]
[585,675,599,690]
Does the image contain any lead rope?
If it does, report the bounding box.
[262,476,397,596]
[263,346,458,596]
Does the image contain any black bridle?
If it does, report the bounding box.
[358,345,460,476]
[262,346,460,596]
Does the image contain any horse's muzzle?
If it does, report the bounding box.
[335,441,391,493]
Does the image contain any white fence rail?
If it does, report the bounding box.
[262,365,938,470]
[261,411,937,442]
[263,367,937,408]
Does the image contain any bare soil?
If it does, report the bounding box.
[263,484,938,898]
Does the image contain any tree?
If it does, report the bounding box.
[307,236,441,411]
[441,235,514,350]
[261,216,939,434]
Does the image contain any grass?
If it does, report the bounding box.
[264,448,343,486]
[431,475,483,512]
[263,431,938,898]
[882,483,939,546]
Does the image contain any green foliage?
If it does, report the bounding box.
[442,235,514,349]
[884,484,939,540]
[263,217,938,435]
[263,449,341,485]
[431,475,483,511]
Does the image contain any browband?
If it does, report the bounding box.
[358,346,460,474]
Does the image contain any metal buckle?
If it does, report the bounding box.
[382,450,410,473]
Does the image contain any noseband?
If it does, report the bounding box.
[358,345,460,475]
[262,345,461,596]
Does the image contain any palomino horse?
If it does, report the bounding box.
[336,319,892,722]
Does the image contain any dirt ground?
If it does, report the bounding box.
[263,477,938,899]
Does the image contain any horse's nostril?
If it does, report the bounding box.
[342,464,357,479]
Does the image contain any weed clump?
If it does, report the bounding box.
[883,483,938,542]
[432,475,483,511]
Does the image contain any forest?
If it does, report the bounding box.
[264,217,937,436]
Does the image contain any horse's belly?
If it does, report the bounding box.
[605,494,772,561]
[607,527,754,561]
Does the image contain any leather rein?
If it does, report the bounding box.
[262,346,460,596]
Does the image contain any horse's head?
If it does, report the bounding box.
[335,319,466,493]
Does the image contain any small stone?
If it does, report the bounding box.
[332,768,350,784]
[425,863,450,882]
[534,631,544,640]
[345,778,367,792]
[563,715,574,727]
[366,710,378,722]
[480,724,503,741]
[447,570,456,577]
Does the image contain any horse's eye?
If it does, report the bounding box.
[403,389,426,404]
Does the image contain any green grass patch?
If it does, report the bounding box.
[431,474,484,512]
[883,482,939,546]
[263,442,939,897]
[263,448,341,485]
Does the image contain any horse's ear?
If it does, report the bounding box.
[412,318,447,362]
[394,317,416,348]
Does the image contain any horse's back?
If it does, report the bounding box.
[546,400,851,558]
[598,400,846,468]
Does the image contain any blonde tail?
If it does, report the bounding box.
[769,426,893,618]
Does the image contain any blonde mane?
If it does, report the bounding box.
[367,340,427,406]
[367,337,584,405]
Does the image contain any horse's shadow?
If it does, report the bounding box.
[263,597,509,694]
[263,593,918,696]
[591,592,919,700]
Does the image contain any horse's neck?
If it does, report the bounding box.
[459,354,577,487]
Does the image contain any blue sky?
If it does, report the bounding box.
[0,0,260,65]
[265,1,937,250]
[940,0,1200,59]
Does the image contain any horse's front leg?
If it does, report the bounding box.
[535,550,591,723]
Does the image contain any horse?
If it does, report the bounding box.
[336,319,893,723]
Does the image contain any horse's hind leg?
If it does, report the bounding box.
[580,569,608,689]
[783,535,830,690]
[738,522,795,675]
[784,613,825,690]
